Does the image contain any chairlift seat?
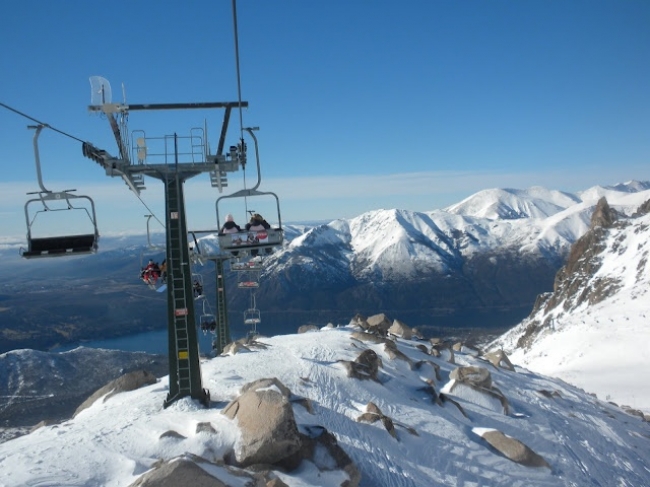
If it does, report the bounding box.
[231,261,264,271]
[218,228,283,254]
[238,281,259,288]
[22,233,97,258]
[244,308,261,325]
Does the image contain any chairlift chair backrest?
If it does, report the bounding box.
[216,188,284,255]
[20,124,100,259]
[21,192,99,259]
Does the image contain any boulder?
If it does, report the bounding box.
[284,426,361,487]
[383,341,411,363]
[129,457,227,487]
[388,319,412,339]
[450,366,492,389]
[356,402,417,439]
[365,313,392,336]
[297,324,319,334]
[484,350,516,371]
[443,366,509,414]
[339,349,381,382]
[222,342,249,355]
[474,429,550,468]
[222,378,301,467]
[74,370,157,417]
[351,331,389,345]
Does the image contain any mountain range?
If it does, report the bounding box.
[2,181,650,352]
[222,180,650,335]
[1,181,650,485]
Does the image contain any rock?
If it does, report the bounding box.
[222,342,249,355]
[388,319,412,339]
[351,331,389,345]
[356,402,412,440]
[383,341,411,363]
[291,427,361,487]
[128,457,227,487]
[339,349,381,382]
[475,429,550,468]
[444,366,509,414]
[297,324,319,334]
[452,342,463,351]
[74,370,157,417]
[483,350,516,371]
[159,430,186,440]
[30,419,57,433]
[222,378,301,467]
[196,422,216,435]
[366,313,392,336]
[450,366,492,389]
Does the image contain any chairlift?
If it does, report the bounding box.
[237,269,260,288]
[139,215,165,290]
[231,258,264,271]
[244,293,261,325]
[215,127,284,257]
[192,273,205,299]
[199,300,216,335]
[20,125,99,259]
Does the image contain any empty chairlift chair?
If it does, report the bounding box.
[20,125,99,259]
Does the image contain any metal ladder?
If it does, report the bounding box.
[163,168,208,407]
[214,258,231,353]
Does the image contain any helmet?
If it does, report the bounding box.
[226,214,234,222]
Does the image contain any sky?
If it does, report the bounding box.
[1,0,649,241]
[2,326,650,486]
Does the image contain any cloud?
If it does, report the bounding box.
[1,165,646,237]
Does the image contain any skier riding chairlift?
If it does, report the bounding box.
[141,259,161,286]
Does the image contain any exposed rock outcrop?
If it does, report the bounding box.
[473,428,550,468]
[222,378,301,467]
[442,366,509,414]
[339,349,381,381]
[129,457,227,487]
[74,370,157,417]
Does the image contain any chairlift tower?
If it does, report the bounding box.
[86,78,247,408]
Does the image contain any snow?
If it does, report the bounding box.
[1,326,649,486]
[492,209,650,415]
[272,181,650,281]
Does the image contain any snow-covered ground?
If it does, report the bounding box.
[493,205,650,414]
[1,326,649,486]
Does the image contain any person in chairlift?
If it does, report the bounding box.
[245,213,270,231]
[221,214,241,234]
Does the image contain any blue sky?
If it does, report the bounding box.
[1,0,649,241]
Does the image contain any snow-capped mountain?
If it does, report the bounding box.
[247,181,650,333]
[490,196,650,411]
[1,326,649,486]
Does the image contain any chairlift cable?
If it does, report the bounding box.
[0,102,85,143]
[231,0,250,217]
[1,101,166,230]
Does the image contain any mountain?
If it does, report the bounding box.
[0,325,648,486]
[490,196,650,411]
[2,181,650,352]
[0,347,168,439]
[246,181,650,334]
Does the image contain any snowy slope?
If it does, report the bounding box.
[1,327,649,486]
[491,205,650,413]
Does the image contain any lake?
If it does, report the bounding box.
[54,328,219,356]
